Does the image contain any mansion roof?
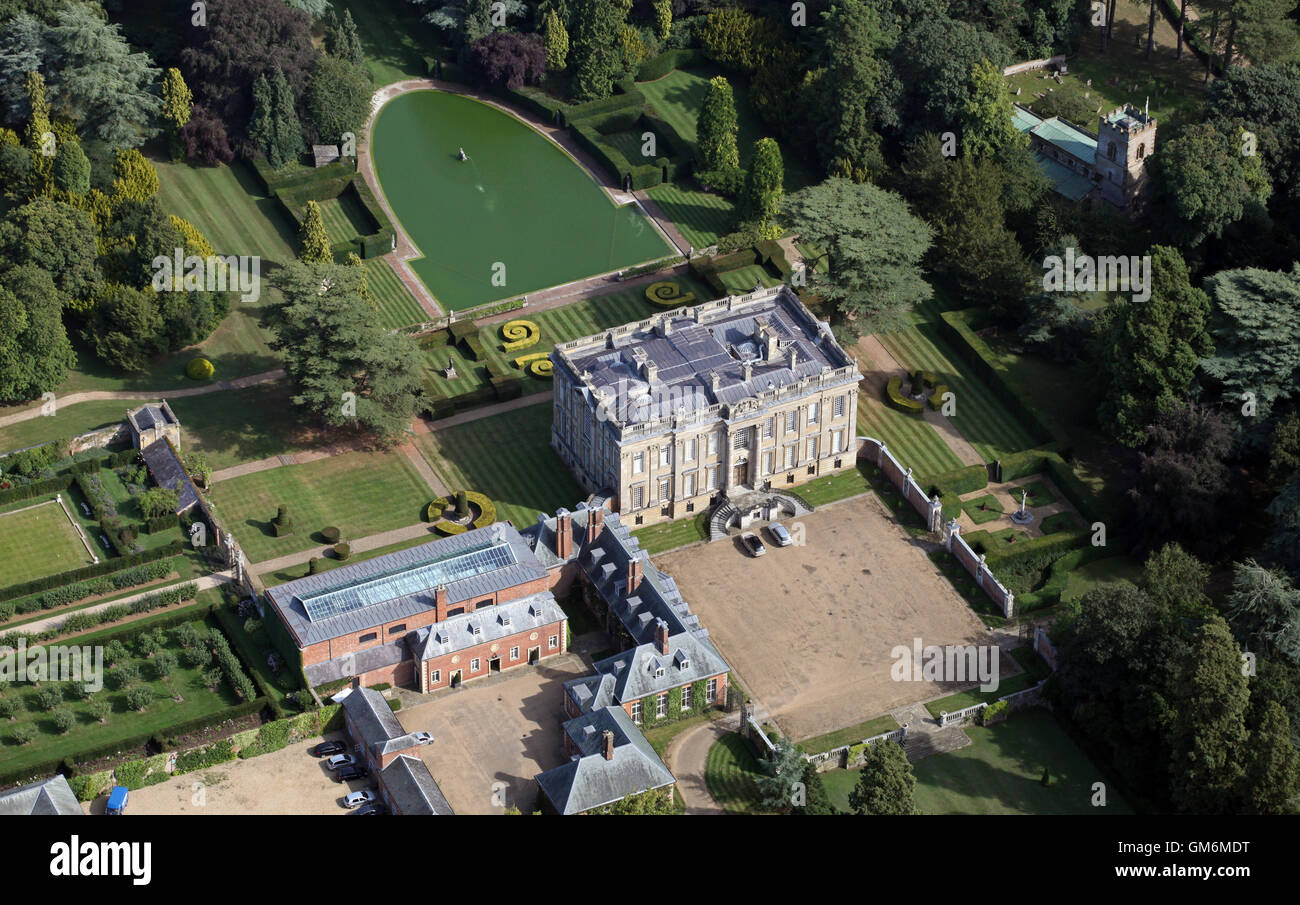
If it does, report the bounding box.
[535,706,674,814]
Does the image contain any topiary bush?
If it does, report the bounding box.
[333,543,351,560]
[645,280,696,307]
[425,497,448,521]
[272,504,293,537]
[320,526,340,543]
[500,319,541,352]
[186,357,215,380]
[885,375,924,414]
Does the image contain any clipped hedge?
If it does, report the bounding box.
[645,280,695,307]
[636,49,706,82]
[927,464,989,520]
[927,384,950,410]
[885,376,924,414]
[500,319,540,352]
[0,541,186,613]
[1013,546,1119,611]
[993,448,1103,523]
[563,89,646,125]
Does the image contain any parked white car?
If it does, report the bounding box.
[327,753,356,771]
[344,789,376,809]
[412,731,434,745]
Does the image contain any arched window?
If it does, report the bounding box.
[1136,144,1146,159]
[1107,142,1117,161]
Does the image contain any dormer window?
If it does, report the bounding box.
[654,667,664,678]
[471,623,482,636]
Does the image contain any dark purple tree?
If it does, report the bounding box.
[466,32,546,91]
[180,105,235,166]
[179,0,317,155]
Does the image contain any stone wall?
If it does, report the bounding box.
[857,437,942,532]
[1003,55,1066,76]
[942,519,1016,618]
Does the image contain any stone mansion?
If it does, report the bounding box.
[548,285,863,527]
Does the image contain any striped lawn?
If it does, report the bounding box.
[645,181,736,249]
[421,278,713,400]
[876,325,1038,461]
[716,264,781,294]
[415,403,585,528]
[857,398,962,478]
[364,259,429,330]
[153,157,298,266]
[318,195,369,247]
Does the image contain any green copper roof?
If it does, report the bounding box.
[1033,152,1096,201]
[1029,117,1097,163]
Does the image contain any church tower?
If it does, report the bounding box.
[1094,104,1156,211]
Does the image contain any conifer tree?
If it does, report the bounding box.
[698,76,739,172]
[299,201,332,263]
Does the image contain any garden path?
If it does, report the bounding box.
[663,717,735,815]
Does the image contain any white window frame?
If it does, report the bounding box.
[684,472,696,497]
[784,445,796,469]
[471,658,480,672]
[784,410,797,433]
[706,678,718,704]
[632,452,644,475]
[630,700,642,724]
[763,418,774,439]
[658,445,671,467]
[834,394,846,418]
[681,684,693,710]
[808,401,819,424]
[706,466,718,492]
[684,437,696,462]
[510,646,519,661]
[431,669,441,684]
[656,693,667,718]
[807,437,818,460]
[549,634,559,648]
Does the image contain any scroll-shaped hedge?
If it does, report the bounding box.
[646,280,695,308]
[515,351,553,378]
[927,384,949,410]
[885,375,924,414]
[501,319,541,352]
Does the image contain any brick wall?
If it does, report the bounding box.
[418,619,567,692]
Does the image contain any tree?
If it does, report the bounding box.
[84,282,163,373]
[1142,543,1213,617]
[268,261,424,442]
[848,740,915,815]
[588,787,675,814]
[1201,265,1300,419]
[1264,475,1300,577]
[652,0,671,40]
[960,59,1025,159]
[180,0,316,152]
[1096,246,1214,446]
[299,201,332,264]
[1270,412,1300,485]
[0,263,74,403]
[1206,63,1300,205]
[794,762,836,815]
[1225,559,1300,664]
[1168,618,1251,814]
[52,138,89,195]
[568,0,623,100]
[0,13,44,124]
[269,66,305,167]
[138,486,180,520]
[784,178,934,336]
[160,68,194,159]
[541,8,569,71]
[1128,404,1243,557]
[247,73,276,164]
[180,105,234,166]
[740,137,783,227]
[110,148,160,206]
[893,15,1012,140]
[1151,122,1271,246]
[697,76,739,173]
[326,9,366,65]
[1242,701,1300,813]
[0,196,99,302]
[756,736,805,812]
[42,3,161,149]
[818,0,888,181]
[466,32,547,91]
[1232,0,1300,66]
[305,56,373,145]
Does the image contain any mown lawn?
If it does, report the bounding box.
[633,510,710,555]
[415,403,586,529]
[799,714,901,756]
[259,535,435,587]
[856,396,963,478]
[0,499,93,586]
[704,732,767,814]
[1062,554,1144,602]
[335,0,435,87]
[0,613,245,779]
[209,449,432,563]
[644,181,737,250]
[364,259,430,330]
[171,381,317,471]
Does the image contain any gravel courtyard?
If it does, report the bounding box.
[653,495,991,743]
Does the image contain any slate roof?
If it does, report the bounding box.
[139,438,200,512]
[589,633,728,705]
[381,755,453,815]
[0,775,82,816]
[127,402,178,436]
[1032,152,1097,201]
[554,286,858,425]
[535,706,674,814]
[265,523,548,647]
[304,641,406,687]
[340,686,423,757]
[408,590,560,661]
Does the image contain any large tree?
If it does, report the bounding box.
[739,137,783,228]
[304,55,372,145]
[268,261,424,442]
[817,0,888,181]
[1207,63,1300,206]
[755,735,805,812]
[960,59,1025,159]
[42,3,161,150]
[83,282,162,373]
[1226,559,1300,664]
[893,15,1012,140]
[465,32,546,91]
[1201,265,1300,419]
[1095,245,1214,447]
[697,75,739,173]
[0,12,44,124]
[783,177,933,337]
[1151,122,1272,246]
[568,0,623,101]
[180,0,316,152]
[847,740,915,815]
[0,262,74,403]
[0,195,99,302]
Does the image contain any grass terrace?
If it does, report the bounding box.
[0,498,94,586]
[209,449,433,564]
[415,403,585,530]
[799,714,901,756]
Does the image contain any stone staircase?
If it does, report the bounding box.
[707,500,738,542]
[903,725,971,762]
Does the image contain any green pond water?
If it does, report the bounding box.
[371,90,671,310]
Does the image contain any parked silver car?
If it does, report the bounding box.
[327,753,356,771]
[344,789,376,809]
[766,523,793,547]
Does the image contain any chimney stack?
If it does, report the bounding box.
[655,618,670,656]
[588,506,604,543]
[555,511,573,559]
[435,584,449,622]
[742,359,753,381]
[788,346,799,371]
[601,729,615,760]
[627,555,643,593]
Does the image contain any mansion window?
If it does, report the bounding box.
[549,635,559,648]
[431,669,441,684]
[684,438,697,462]
[807,437,818,460]
[784,411,797,433]
[706,467,718,492]
[783,445,796,470]
[684,473,696,497]
[681,684,693,710]
[630,700,642,724]
[632,484,645,509]
[656,694,667,718]
[763,451,774,476]
[658,478,671,501]
[807,401,819,424]
[632,452,644,475]
[833,395,846,418]
[832,430,844,455]
[707,431,720,457]
[763,418,774,439]
[733,429,749,449]
[471,658,480,672]
[658,445,671,467]
[510,647,519,661]
[706,678,718,704]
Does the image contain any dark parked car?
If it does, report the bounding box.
[740,532,766,557]
[354,803,386,816]
[335,765,369,783]
[313,741,346,757]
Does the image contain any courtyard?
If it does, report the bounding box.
[394,651,589,814]
[653,495,990,743]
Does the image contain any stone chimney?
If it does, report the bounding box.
[588,506,604,543]
[601,729,615,760]
[434,584,449,622]
[655,618,670,655]
[627,555,643,593]
[555,511,573,559]
[742,359,753,382]
[788,346,799,370]
[642,360,658,384]
[709,372,721,395]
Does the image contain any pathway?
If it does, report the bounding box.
[0,369,286,430]
[663,717,735,815]
[855,336,985,467]
[356,79,690,321]
[246,521,439,579]
[11,571,234,637]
